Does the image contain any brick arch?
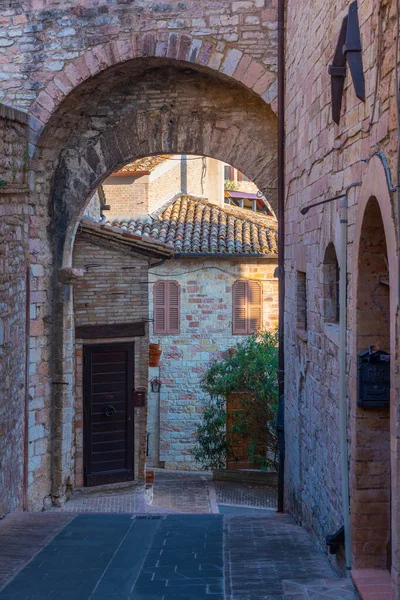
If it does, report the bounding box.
[50,85,277,268]
[29,33,277,138]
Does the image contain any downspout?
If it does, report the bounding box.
[277,0,286,514]
[23,252,30,511]
[301,181,361,572]
[339,193,351,573]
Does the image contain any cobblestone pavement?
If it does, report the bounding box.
[152,470,214,514]
[214,481,277,510]
[0,472,357,599]
[0,511,358,599]
[0,512,73,591]
[224,514,358,600]
[48,470,278,515]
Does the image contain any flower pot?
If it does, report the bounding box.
[145,470,155,485]
[149,343,160,350]
[149,347,162,367]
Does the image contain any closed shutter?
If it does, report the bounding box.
[154,281,167,334]
[247,281,262,333]
[167,281,180,334]
[233,281,247,334]
[153,281,180,334]
[233,280,263,334]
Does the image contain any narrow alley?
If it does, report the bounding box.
[0,472,357,600]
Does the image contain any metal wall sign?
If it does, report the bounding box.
[358,346,390,408]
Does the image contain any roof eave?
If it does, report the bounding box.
[173,252,278,259]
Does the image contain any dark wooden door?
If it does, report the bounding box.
[83,343,134,486]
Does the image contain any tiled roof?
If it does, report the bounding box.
[106,195,278,256]
[118,155,171,173]
[80,217,174,258]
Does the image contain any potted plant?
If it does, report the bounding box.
[149,343,162,367]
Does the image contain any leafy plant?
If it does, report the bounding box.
[191,331,279,471]
[224,179,239,191]
[190,395,229,470]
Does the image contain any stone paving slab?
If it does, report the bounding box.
[0,514,224,600]
[282,578,358,599]
[214,481,277,509]
[224,514,342,600]
[0,512,73,592]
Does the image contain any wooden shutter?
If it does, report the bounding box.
[247,281,262,333]
[233,280,263,334]
[167,281,180,334]
[154,281,167,334]
[233,281,247,334]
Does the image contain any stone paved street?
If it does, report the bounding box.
[49,470,278,516]
[0,511,358,600]
[0,472,358,599]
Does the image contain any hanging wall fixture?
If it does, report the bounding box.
[328,1,365,125]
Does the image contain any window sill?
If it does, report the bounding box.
[324,322,339,346]
[295,328,308,343]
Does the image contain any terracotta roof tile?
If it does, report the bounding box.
[106,195,278,256]
[119,155,171,173]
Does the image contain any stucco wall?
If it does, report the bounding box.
[147,256,278,470]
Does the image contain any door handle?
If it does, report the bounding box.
[104,405,116,417]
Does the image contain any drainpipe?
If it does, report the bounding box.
[277,0,285,514]
[301,181,361,572]
[23,253,30,511]
[339,194,352,573]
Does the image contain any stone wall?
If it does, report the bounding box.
[0,0,279,511]
[147,256,278,470]
[284,0,399,575]
[72,232,151,485]
[0,1,278,112]
[0,104,29,516]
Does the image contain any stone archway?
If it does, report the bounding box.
[27,57,278,507]
[350,156,398,577]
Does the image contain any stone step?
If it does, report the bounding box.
[282,578,359,599]
[351,569,392,600]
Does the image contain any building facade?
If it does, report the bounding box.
[111,193,279,470]
[71,219,172,489]
[284,0,400,590]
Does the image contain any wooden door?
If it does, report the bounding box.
[83,343,134,486]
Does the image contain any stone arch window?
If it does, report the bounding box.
[153,280,180,335]
[322,243,339,324]
[232,280,263,335]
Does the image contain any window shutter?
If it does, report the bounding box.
[154,281,167,334]
[247,281,262,333]
[233,281,247,334]
[167,281,180,334]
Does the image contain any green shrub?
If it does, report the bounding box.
[191,330,279,471]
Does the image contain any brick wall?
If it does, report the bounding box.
[104,175,150,218]
[284,0,398,573]
[147,256,278,470]
[72,232,151,484]
[0,104,29,516]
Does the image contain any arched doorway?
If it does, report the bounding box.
[352,196,391,570]
[28,57,278,506]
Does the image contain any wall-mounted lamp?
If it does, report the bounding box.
[150,377,162,393]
